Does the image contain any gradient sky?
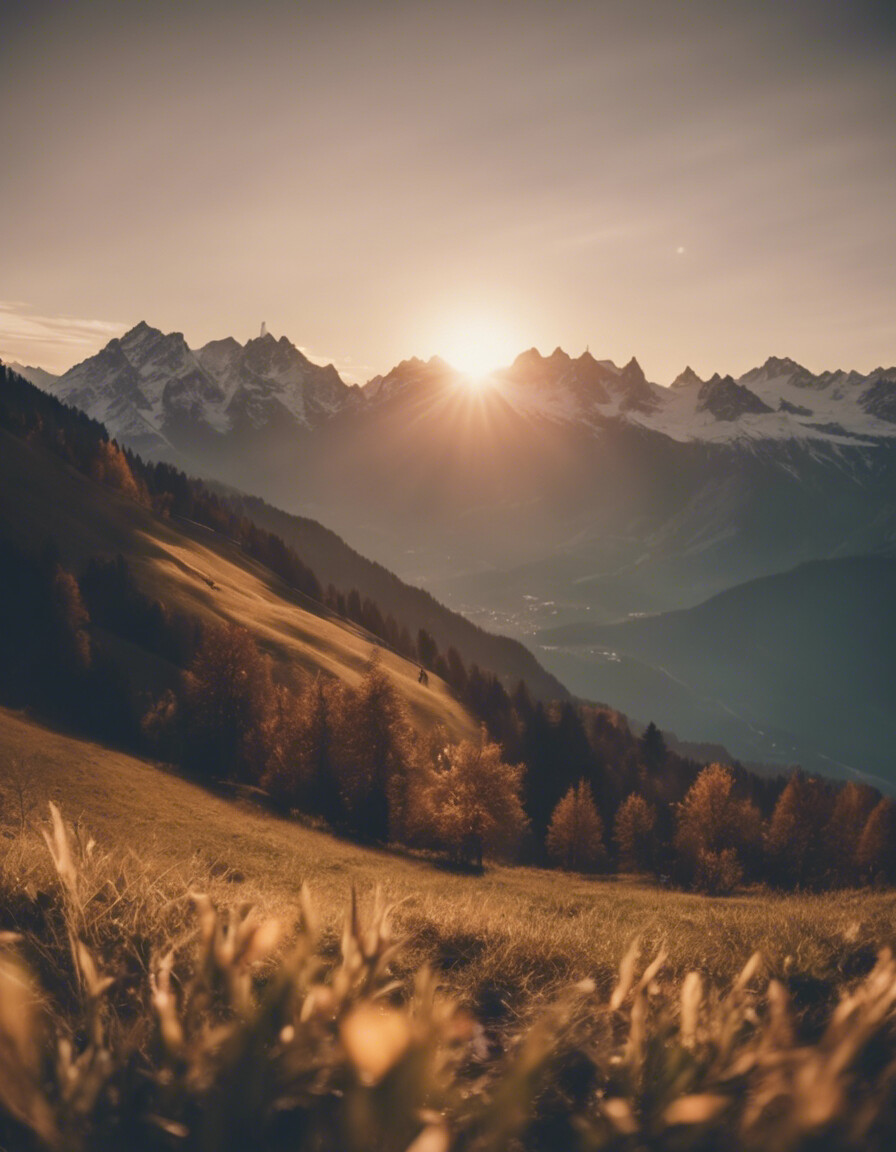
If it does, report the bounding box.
[2,0,895,382]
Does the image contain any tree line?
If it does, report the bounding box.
[135,605,896,890]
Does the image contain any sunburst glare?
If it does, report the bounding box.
[434,314,519,380]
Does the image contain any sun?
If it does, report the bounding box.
[435,315,519,381]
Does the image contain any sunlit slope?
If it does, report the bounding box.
[0,429,478,742]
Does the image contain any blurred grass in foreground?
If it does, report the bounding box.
[2,805,896,1151]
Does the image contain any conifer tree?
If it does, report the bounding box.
[416,628,438,670]
[641,721,667,768]
[304,675,342,825]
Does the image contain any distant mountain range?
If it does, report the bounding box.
[538,557,896,785]
[7,324,896,778]
[15,325,896,454]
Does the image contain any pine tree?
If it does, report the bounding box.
[445,647,468,695]
[416,628,438,670]
[641,721,667,768]
[304,675,342,825]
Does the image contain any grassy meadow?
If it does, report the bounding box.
[3,705,894,1014]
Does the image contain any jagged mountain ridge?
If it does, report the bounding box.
[491,348,896,446]
[5,361,59,392]
[22,323,896,460]
[38,322,360,458]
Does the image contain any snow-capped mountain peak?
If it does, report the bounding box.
[363,355,456,403]
[696,375,773,420]
[44,322,356,456]
[740,355,815,389]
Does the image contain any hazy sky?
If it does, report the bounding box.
[2,0,895,382]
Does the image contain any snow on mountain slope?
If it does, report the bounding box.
[46,323,358,454]
[201,332,357,430]
[363,356,457,403]
[488,350,896,446]
[493,348,664,426]
[861,377,896,423]
[31,327,896,455]
[670,365,703,390]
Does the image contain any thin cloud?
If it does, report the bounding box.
[0,303,125,371]
[0,302,124,346]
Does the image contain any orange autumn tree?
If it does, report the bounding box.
[674,763,760,893]
[856,798,896,884]
[613,792,657,873]
[331,653,415,844]
[823,781,879,886]
[181,621,273,783]
[765,773,832,889]
[546,780,607,872]
[410,730,527,868]
[90,439,145,503]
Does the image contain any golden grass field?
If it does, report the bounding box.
[4,705,895,1019]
